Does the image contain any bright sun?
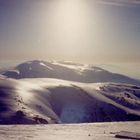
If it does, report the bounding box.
[44,0,92,58]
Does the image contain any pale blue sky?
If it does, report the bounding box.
[0,0,140,64]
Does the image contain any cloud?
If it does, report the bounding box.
[97,0,140,7]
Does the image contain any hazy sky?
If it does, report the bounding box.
[0,0,140,64]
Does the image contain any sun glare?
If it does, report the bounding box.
[45,0,92,57]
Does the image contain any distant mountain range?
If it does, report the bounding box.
[1,60,140,85]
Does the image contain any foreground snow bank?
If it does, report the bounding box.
[0,121,139,140]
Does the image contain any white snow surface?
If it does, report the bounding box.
[52,61,104,74]
[0,121,139,140]
[40,62,54,70]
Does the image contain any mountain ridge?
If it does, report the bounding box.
[2,60,140,86]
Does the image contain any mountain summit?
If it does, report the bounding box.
[2,60,140,85]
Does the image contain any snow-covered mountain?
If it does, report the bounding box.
[2,60,140,85]
[0,77,140,124]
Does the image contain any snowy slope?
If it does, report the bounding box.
[0,77,140,124]
[2,60,140,85]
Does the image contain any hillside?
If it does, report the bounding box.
[0,77,140,124]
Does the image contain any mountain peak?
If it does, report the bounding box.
[1,60,140,85]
